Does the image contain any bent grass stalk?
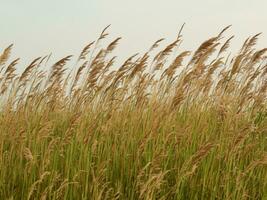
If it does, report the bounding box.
[0,26,266,199]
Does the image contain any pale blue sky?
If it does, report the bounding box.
[1,0,267,66]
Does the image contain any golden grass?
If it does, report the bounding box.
[0,26,266,199]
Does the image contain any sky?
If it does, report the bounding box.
[1,0,267,67]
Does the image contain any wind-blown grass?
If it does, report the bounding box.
[0,26,266,199]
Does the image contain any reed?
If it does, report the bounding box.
[0,26,266,199]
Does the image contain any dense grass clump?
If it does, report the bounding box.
[0,26,267,199]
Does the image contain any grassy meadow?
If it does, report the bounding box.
[0,26,267,199]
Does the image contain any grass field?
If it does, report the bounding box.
[0,26,267,199]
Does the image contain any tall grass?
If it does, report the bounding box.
[0,26,266,199]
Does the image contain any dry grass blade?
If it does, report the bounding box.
[177,22,186,39]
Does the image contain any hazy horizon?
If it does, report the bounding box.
[1,0,267,66]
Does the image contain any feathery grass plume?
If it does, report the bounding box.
[70,60,88,93]
[241,33,262,54]
[90,25,111,56]
[192,42,220,77]
[4,58,19,80]
[90,38,120,88]
[152,38,181,72]
[161,51,191,80]
[38,55,49,66]
[175,142,216,191]
[149,38,165,52]
[217,25,232,38]
[130,53,149,78]
[118,53,139,74]
[202,58,224,94]
[102,56,116,76]
[260,63,267,78]
[62,69,74,96]
[77,41,95,61]
[218,35,234,56]
[48,55,72,84]
[27,171,51,200]
[85,49,106,89]
[190,142,215,166]
[45,55,72,106]
[189,36,219,66]
[0,58,19,95]
[241,153,267,178]
[105,37,121,55]
[23,147,34,161]
[105,54,138,93]
[19,57,41,83]
[98,24,111,41]
[171,86,184,109]
[0,27,267,199]
[0,44,13,67]
[229,53,244,78]
[251,48,267,64]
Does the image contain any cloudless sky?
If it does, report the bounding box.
[1,0,267,67]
